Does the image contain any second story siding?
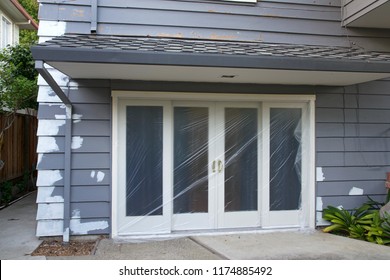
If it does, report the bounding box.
[38,0,390,51]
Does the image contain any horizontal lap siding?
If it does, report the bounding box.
[38,0,390,51]
[36,77,111,236]
[316,80,390,224]
[36,0,390,232]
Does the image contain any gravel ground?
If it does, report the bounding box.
[31,239,98,257]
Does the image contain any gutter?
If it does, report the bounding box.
[10,0,39,30]
[35,61,72,243]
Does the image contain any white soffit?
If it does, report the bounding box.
[48,61,390,86]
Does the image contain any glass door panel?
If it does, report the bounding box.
[224,108,258,212]
[117,102,171,236]
[174,107,209,214]
[126,106,163,216]
[172,104,215,230]
[262,104,305,228]
[217,104,260,229]
[269,108,302,211]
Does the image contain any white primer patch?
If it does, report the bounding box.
[37,120,66,136]
[38,87,60,102]
[37,20,67,37]
[97,171,105,182]
[316,167,325,182]
[63,228,70,243]
[37,137,59,153]
[349,187,364,196]
[72,114,83,123]
[70,209,109,234]
[37,170,63,186]
[316,197,323,211]
[90,171,105,183]
[37,186,64,203]
[71,136,84,150]
[337,205,344,210]
[36,220,63,237]
[37,203,64,220]
[37,154,44,166]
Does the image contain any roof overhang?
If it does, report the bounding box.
[31,35,390,86]
[0,0,38,30]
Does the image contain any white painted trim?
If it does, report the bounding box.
[111,95,119,238]
[112,91,315,103]
[261,101,315,229]
[112,91,316,236]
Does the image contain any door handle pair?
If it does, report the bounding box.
[212,160,223,173]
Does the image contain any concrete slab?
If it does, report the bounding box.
[47,238,222,260]
[0,192,44,260]
[192,230,390,260]
[2,192,390,260]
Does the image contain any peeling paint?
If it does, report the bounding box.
[209,33,237,40]
[37,170,62,186]
[316,167,325,182]
[37,120,66,136]
[37,137,60,153]
[72,9,85,18]
[71,136,84,150]
[70,209,109,234]
[157,33,183,38]
[349,187,364,196]
[316,197,323,211]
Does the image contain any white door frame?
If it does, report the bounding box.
[261,102,315,228]
[112,91,316,238]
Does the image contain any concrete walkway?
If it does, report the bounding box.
[0,191,44,260]
[1,192,390,260]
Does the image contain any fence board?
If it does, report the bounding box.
[0,112,38,183]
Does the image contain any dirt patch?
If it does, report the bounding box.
[32,239,98,257]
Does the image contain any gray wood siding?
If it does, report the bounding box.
[37,0,390,51]
[316,80,390,223]
[35,0,390,234]
[36,80,111,236]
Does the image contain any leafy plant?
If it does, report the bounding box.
[360,211,390,245]
[322,206,356,234]
[323,197,390,246]
[0,181,13,204]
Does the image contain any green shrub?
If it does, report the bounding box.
[323,198,390,246]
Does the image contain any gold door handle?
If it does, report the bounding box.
[212,160,216,173]
[218,160,223,173]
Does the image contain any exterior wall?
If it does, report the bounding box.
[37,0,390,51]
[316,80,390,224]
[35,0,390,235]
[0,8,20,48]
[36,76,111,236]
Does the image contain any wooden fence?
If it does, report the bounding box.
[0,112,38,183]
